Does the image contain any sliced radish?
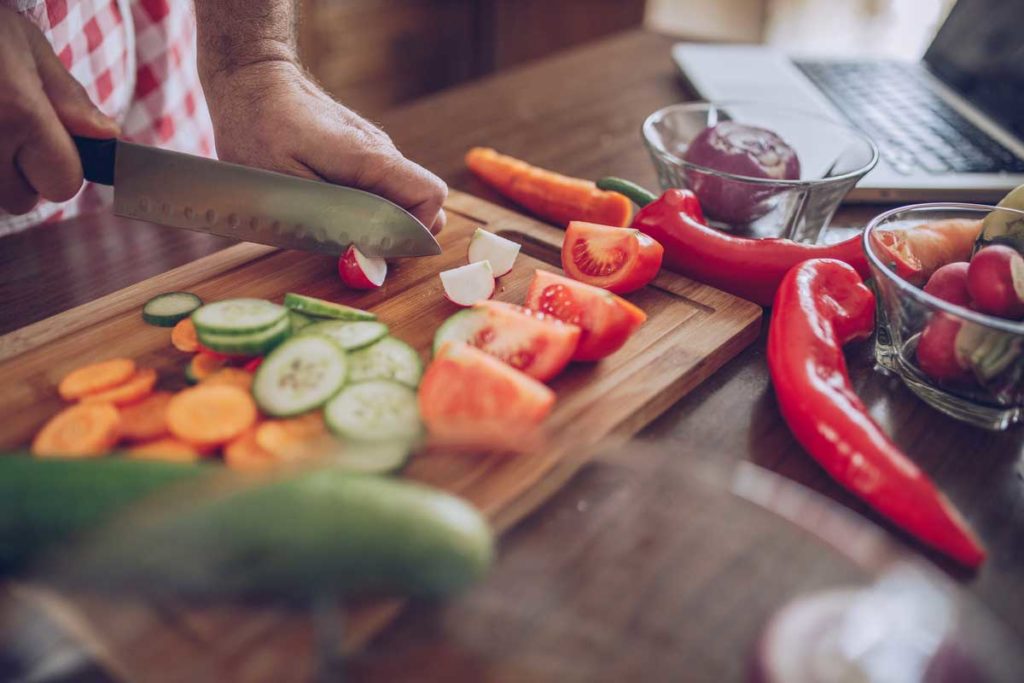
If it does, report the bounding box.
[440,261,494,306]
[467,228,520,277]
[338,245,387,290]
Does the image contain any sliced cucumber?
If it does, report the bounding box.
[349,337,423,387]
[252,336,349,416]
[325,380,421,442]
[330,439,412,474]
[300,320,389,351]
[432,309,484,356]
[184,360,200,385]
[284,293,375,321]
[192,299,287,336]
[142,292,203,327]
[289,310,314,332]
[196,316,291,356]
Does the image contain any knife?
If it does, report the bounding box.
[73,136,441,258]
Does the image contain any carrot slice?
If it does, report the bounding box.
[255,412,329,460]
[58,359,136,401]
[127,438,201,463]
[171,318,199,353]
[465,147,633,228]
[118,391,174,442]
[32,402,121,458]
[82,367,158,406]
[190,352,227,382]
[201,367,254,392]
[167,384,257,448]
[224,426,277,472]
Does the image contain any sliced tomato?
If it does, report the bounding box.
[433,301,580,382]
[524,270,646,361]
[561,221,663,294]
[418,342,556,444]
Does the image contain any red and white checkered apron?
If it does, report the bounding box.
[0,0,215,235]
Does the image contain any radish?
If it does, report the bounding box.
[338,245,387,290]
[923,262,971,307]
[467,228,520,277]
[966,245,1024,319]
[440,261,494,306]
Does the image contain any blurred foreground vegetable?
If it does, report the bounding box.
[767,259,985,567]
[0,457,493,599]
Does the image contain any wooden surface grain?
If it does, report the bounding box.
[0,29,1021,681]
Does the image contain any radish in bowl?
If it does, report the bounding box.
[339,245,387,290]
[440,261,495,306]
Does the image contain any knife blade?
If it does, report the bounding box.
[73,136,441,258]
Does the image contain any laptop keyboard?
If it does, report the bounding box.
[796,61,1024,176]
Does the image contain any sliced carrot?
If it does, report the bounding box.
[32,402,121,458]
[82,367,158,406]
[201,367,254,392]
[224,426,277,472]
[166,384,258,448]
[465,147,633,228]
[190,352,227,382]
[127,438,201,463]
[171,318,199,353]
[118,391,174,442]
[255,412,330,460]
[58,358,136,401]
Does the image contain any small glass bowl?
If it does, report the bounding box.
[642,101,878,242]
[865,203,1024,430]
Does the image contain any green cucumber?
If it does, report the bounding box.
[184,360,200,385]
[0,457,493,599]
[192,298,287,336]
[330,440,412,475]
[433,308,482,356]
[196,316,291,356]
[142,292,203,327]
[300,320,389,351]
[348,337,423,387]
[325,380,421,442]
[284,293,375,321]
[288,310,314,332]
[252,336,348,416]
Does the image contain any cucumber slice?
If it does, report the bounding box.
[300,320,389,351]
[142,292,203,327]
[348,337,423,387]
[252,336,349,416]
[331,440,412,474]
[284,293,375,321]
[325,380,421,442]
[432,309,483,356]
[184,360,200,385]
[192,299,287,336]
[196,316,291,356]
[288,310,314,332]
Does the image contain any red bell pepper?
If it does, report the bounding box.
[767,258,985,568]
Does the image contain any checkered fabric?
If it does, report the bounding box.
[0,0,215,235]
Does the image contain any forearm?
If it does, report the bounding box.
[193,0,299,84]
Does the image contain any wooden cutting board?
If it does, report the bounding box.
[0,190,761,681]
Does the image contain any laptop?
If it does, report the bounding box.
[671,0,1024,203]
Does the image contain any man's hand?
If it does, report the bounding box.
[194,0,447,233]
[0,6,120,215]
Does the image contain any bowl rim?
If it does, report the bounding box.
[863,202,1024,334]
[642,100,880,187]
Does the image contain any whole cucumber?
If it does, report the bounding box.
[0,457,494,600]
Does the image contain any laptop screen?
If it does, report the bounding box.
[925,0,1024,140]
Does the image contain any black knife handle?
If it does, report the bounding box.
[73,136,117,185]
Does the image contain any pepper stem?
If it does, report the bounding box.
[597,177,658,208]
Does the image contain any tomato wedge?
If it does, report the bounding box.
[419,342,556,444]
[524,270,646,361]
[433,301,580,382]
[561,221,663,294]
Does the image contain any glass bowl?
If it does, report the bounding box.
[865,203,1024,430]
[642,101,878,242]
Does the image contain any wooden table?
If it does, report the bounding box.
[1,30,1021,681]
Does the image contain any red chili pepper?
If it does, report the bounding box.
[242,356,264,373]
[767,258,985,567]
[630,189,871,306]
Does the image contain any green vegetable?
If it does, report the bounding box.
[283,293,375,321]
[196,316,291,356]
[348,337,423,387]
[976,184,1024,254]
[596,177,659,208]
[252,336,349,416]
[142,292,203,327]
[192,298,288,336]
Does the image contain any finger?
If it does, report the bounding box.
[345,152,448,231]
[430,208,446,235]
[27,23,119,138]
[0,158,40,215]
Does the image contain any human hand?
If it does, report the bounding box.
[0,6,120,215]
[202,60,447,233]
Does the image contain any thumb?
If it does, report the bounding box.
[28,28,120,138]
